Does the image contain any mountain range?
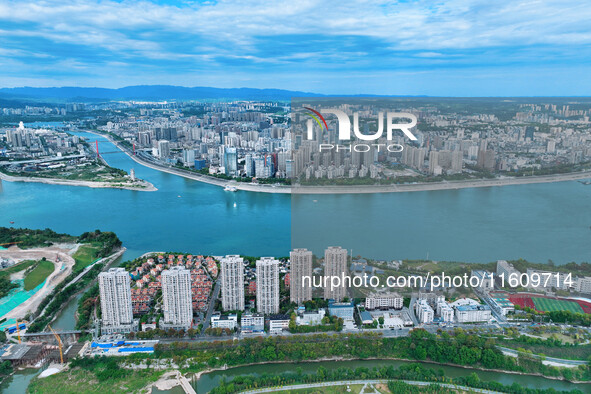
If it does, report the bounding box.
[0,85,325,102]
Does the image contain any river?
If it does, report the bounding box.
[189,359,591,393]
[1,129,591,393]
[1,132,590,267]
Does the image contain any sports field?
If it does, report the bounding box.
[532,297,584,314]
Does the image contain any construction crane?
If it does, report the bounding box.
[0,241,21,246]
[15,319,21,344]
[47,325,64,364]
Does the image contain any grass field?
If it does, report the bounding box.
[0,260,37,279]
[23,260,55,291]
[27,367,165,394]
[72,244,100,272]
[532,297,583,314]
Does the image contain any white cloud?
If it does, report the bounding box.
[1,0,590,54]
[0,0,590,92]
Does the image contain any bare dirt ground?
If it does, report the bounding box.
[0,244,77,320]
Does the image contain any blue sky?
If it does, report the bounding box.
[1,0,590,95]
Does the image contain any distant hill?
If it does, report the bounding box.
[0,85,325,101]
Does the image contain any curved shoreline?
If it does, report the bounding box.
[0,171,157,192]
[84,130,291,194]
[87,130,591,194]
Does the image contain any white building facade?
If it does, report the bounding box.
[99,268,136,334]
[256,257,280,314]
[415,299,434,324]
[221,255,245,311]
[365,292,403,310]
[161,266,193,330]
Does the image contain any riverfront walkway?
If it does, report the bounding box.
[179,374,196,394]
[499,346,589,367]
[240,379,502,393]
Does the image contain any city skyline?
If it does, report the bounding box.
[1,1,591,96]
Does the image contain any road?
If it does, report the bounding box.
[498,346,588,366]
[0,154,85,166]
[68,247,126,286]
[476,288,508,324]
[241,379,503,394]
[200,277,221,333]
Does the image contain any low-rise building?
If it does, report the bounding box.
[526,268,572,291]
[435,296,454,322]
[241,313,265,333]
[496,260,520,287]
[471,270,494,291]
[365,292,403,310]
[211,314,238,330]
[488,291,515,316]
[415,299,434,324]
[575,277,591,294]
[328,301,354,321]
[269,314,290,332]
[455,304,492,323]
[296,309,326,326]
[359,310,374,325]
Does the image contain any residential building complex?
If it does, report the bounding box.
[161,266,193,330]
[365,292,403,310]
[324,246,348,301]
[99,268,136,334]
[256,257,280,314]
[436,296,455,322]
[290,248,313,304]
[220,255,245,311]
[415,299,434,324]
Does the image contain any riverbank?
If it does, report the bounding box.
[46,247,125,329]
[28,354,590,394]
[190,355,591,386]
[89,129,591,195]
[293,171,591,194]
[85,129,289,194]
[239,379,501,394]
[0,171,157,192]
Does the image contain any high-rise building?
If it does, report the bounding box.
[245,154,254,177]
[99,268,136,334]
[451,150,463,172]
[224,147,238,176]
[161,266,193,330]
[323,246,348,301]
[221,255,245,311]
[428,150,440,175]
[183,149,196,166]
[256,257,280,314]
[158,140,170,159]
[477,149,496,171]
[290,248,313,304]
